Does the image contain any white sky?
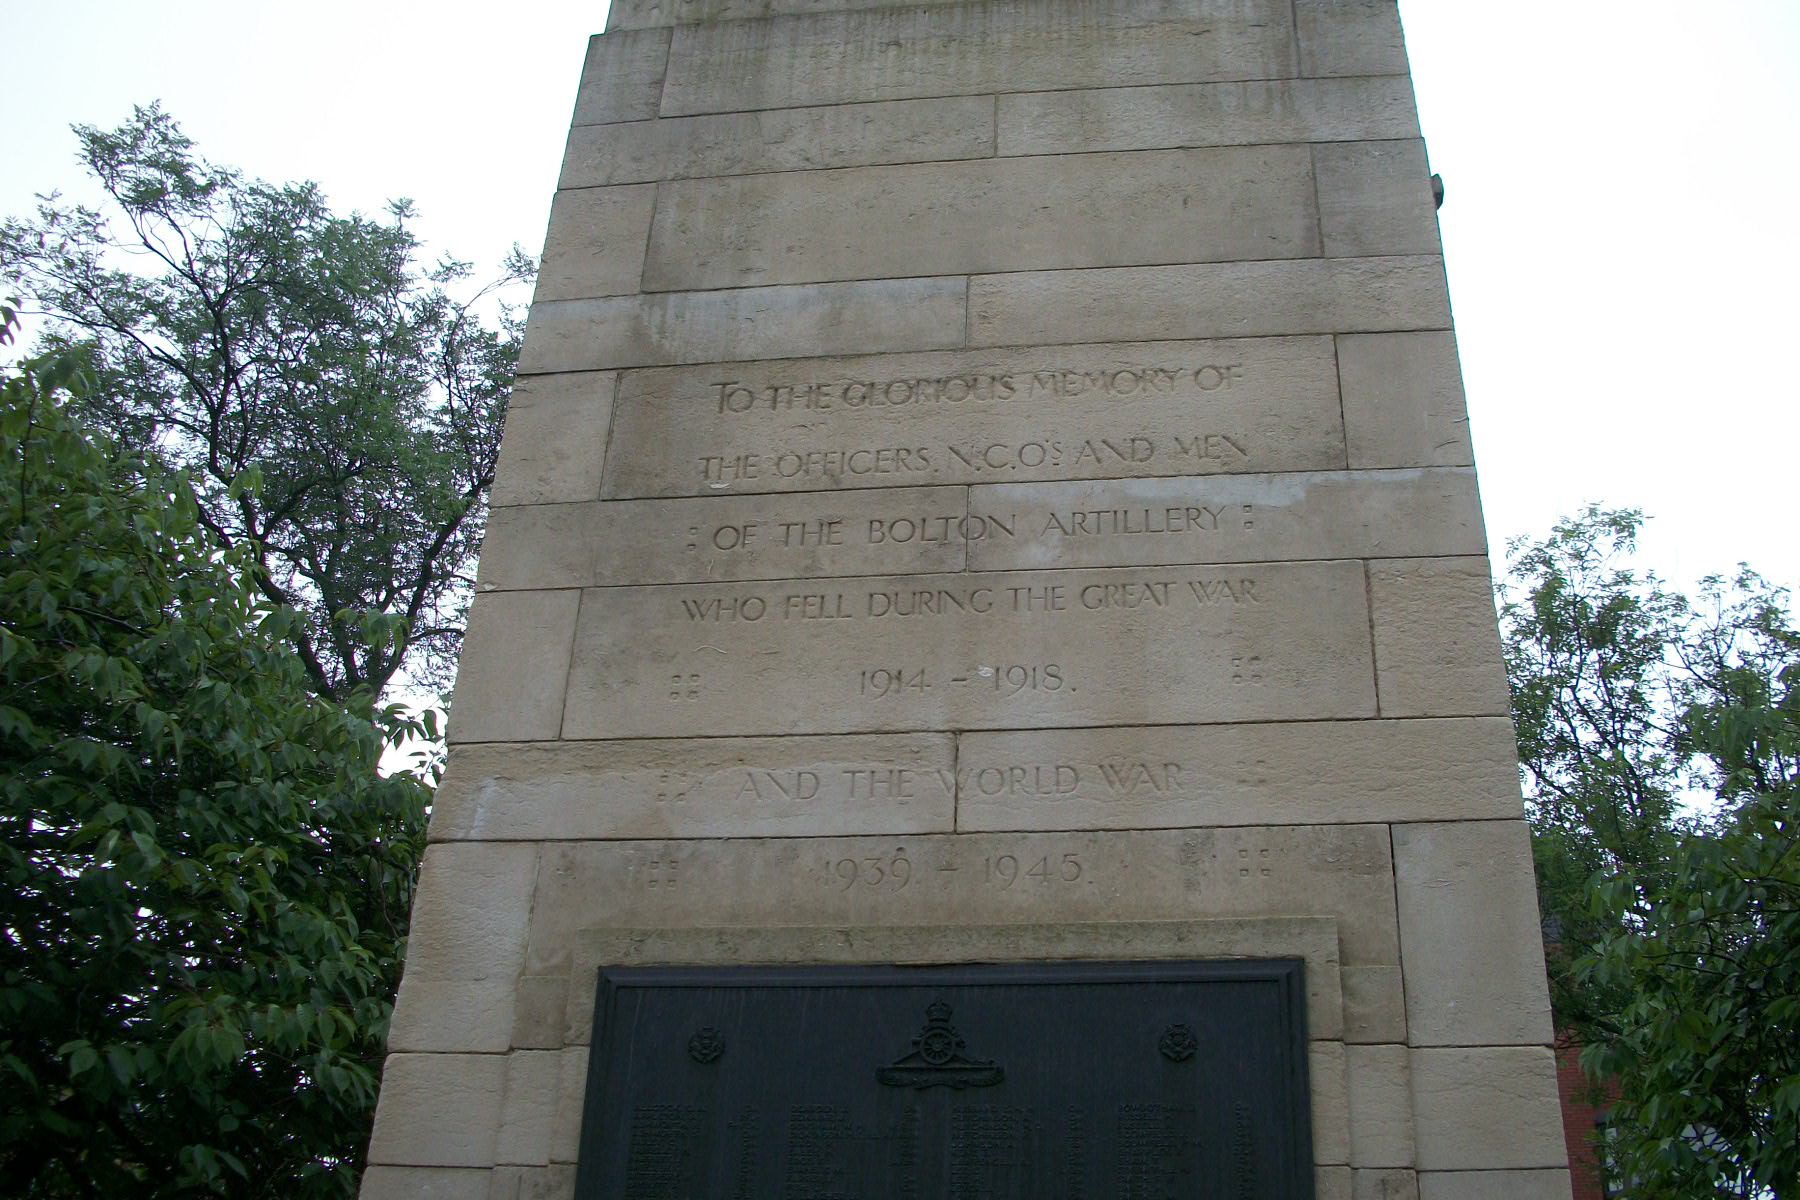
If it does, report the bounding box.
[3,0,1797,597]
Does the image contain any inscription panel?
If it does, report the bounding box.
[955,717,1525,831]
[430,734,958,841]
[525,825,1402,975]
[561,561,1374,739]
[477,487,968,590]
[969,468,1484,572]
[602,337,1345,498]
[574,963,1313,1199]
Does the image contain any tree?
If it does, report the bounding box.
[0,318,432,1196]
[1500,506,1798,1198]
[0,104,532,700]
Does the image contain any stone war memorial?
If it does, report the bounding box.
[363,1,1573,1196]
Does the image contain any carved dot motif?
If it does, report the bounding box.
[1159,1023,1198,1062]
[687,1027,726,1064]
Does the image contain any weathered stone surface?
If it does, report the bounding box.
[1297,0,1407,78]
[1317,1166,1353,1200]
[517,277,966,374]
[400,843,539,984]
[560,96,993,187]
[658,0,1298,116]
[609,0,1035,29]
[551,1048,588,1162]
[476,488,967,591]
[388,974,516,1054]
[1316,140,1441,258]
[1370,557,1511,717]
[510,975,570,1049]
[955,717,1522,831]
[967,468,1485,572]
[1411,1047,1569,1171]
[1354,1170,1419,1200]
[558,918,1348,1046]
[1394,820,1555,1046]
[497,1050,560,1166]
[488,373,615,507]
[643,147,1319,290]
[601,337,1346,499]
[486,1165,578,1200]
[532,185,657,302]
[1313,1040,1351,1165]
[1338,332,1474,469]
[429,734,958,841]
[561,562,1375,738]
[360,1166,492,1200]
[1346,1044,1414,1167]
[446,590,579,744]
[367,1053,507,1167]
[524,825,1402,975]
[570,29,669,126]
[969,256,1452,349]
[1341,965,1409,1044]
[998,76,1420,157]
[1417,1170,1573,1200]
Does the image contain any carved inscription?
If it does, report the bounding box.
[562,563,1373,738]
[603,338,1345,498]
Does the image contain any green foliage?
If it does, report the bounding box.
[1,104,532,699]
[0,324,431,1196]
[1501,506,1798,1197]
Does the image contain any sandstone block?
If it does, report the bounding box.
[488,373,615,507]
[560,562,1376,739]
[560,96,993,188]
[1314,1040,1352,1165]
[360,1166,492,1200]
[552,1048,589,1162]
[475,488,968,591]
[429,734,958,841]
[524,825,1402,976]
[955,717,1522,832]
[367,1053,508,1167]
[1417,1169,1573,1200]
[570,29,669,126]
[497,1050,560,1166]
[1346,1044,1414,1167]
[1410,1047,1569,1171]
[510,975,571,1049]
[561,918,1347,1046]
[1297,0,1408,78]
[659,0,1298,116]
[609,0,1019,29]
[1341,965,1409,1044]
[388,975,517,1054]
[1370,557,1510,717]
[642,146,1320,290]
[401,843,539,984]
[517,277,966,374]
[969,256,1452,348]
[532,185,658,302]
[998,76,1420,157]
[1355,1170,1419,1200]
[1393,820,1555,1046]
[601,337,1346,498]
[968,468,1485,572]
[1317,1166,1352,1200]
[1338,332,1474,469]
[445,590,580,744]
[1316,140,1441,258]
[485,1165,578,1200]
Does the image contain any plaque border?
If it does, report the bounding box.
[573,958,1314,1200]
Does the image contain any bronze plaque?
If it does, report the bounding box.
[574,960,1313,1198]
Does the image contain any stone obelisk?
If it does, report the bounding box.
[363,2,1573,1196]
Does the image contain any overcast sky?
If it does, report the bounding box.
[4,0,1796,597]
